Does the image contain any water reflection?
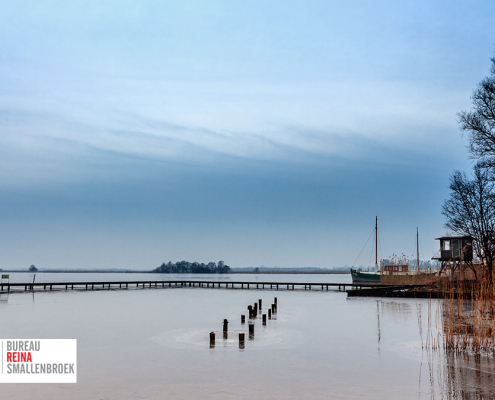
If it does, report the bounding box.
[375,300,414,352]
[377,299,412,323]
[423,352,495,399]
[376,299,495,398]
[376,301,381,355]
[0,293,8,303]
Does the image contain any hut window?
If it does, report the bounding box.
[443,240,450,251]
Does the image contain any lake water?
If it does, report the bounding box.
[1,273,494,399]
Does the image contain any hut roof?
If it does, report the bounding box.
[434,235,472,240]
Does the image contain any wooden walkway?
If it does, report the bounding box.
[0,280,391,294]
[347,284,428,297]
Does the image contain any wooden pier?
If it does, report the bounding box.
[0,280,391,294]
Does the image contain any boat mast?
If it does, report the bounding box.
[375,216,378,272]
[416,227,419,273]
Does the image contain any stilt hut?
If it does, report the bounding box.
[432,235,474,277]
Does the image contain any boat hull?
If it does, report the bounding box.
[350,269,381,283]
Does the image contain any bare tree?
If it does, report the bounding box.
[458,55,495,167]
[442,163,495,281]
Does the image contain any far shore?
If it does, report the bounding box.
[229,270,350,274]
[0,269,350,274]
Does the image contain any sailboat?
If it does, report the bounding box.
[350,218,426,284]
[350,217,382,283]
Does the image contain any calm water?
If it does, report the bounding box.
[2,272,353,284]
[1,273,494,399]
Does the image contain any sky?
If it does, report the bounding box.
[1,0,495,270]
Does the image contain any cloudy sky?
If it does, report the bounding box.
[1,1,495,270]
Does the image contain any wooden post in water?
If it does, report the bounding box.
[249,324,254,340]
[239,333,245,349]
[223,319,228,334]
[241,315,245,324]
[259,299,262,311]
[210,332,215,348]
[268,309,271,319]
[262,314,267,326]
[271,304,275,314]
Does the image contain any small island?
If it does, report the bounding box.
[152,260,231,274]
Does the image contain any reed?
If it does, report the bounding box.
[422,270,495,355]
[381,273,442,286]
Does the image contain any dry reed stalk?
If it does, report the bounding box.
[381,273,442,286]
[431,270,495,355]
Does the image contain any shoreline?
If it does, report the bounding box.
[229,270,349,274]
[0,269,351,274]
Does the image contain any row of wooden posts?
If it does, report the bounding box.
[209,297,278,349]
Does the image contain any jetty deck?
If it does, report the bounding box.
[346,284,433,298]
[0,280,393,294]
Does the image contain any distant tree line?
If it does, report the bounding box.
[152,261,231,274]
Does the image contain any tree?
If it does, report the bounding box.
[151,260,230,273]
[217,261,230,274]
[442,163,495,281]
[207,262,216,273]
[28,265,38,272]
[458,54,495,167]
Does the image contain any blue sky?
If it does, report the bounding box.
[1,1,495,270]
